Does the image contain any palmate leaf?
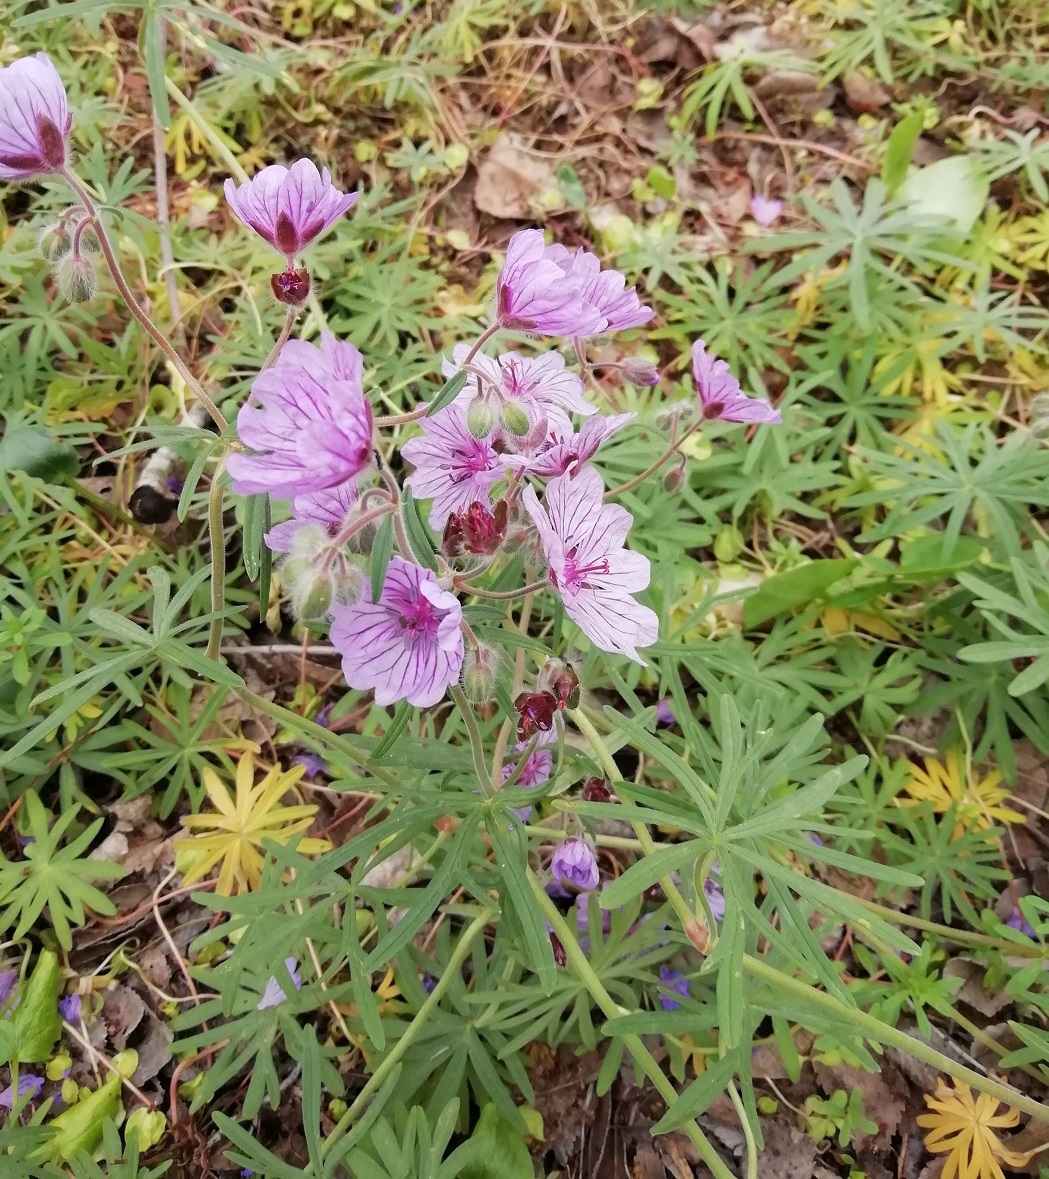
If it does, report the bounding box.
[0,792,123,949]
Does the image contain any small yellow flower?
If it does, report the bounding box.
[174,753,331,895]
[900,753,1024,837]
[917,1078,1032,1179]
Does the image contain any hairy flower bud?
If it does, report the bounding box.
[271,266,311,306]
[537,658,579,710]
[58,254,97,303]
[461,642,501,705]
[282,556,333,620]
[499,398,530,438]
[38,220,72,262]
[466,396,495,439]
[330,555,365,609]
[619,356,660,388]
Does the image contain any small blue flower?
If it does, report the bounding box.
[658,965,690,1011]
[58,993,81,1023]
[0,1074,44,1108]
[257,958,302,1010]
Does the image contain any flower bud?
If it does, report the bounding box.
[514,690,558,742]
[619,357,660,388]
[38,221,72,262]
[549,928,567,968]
[271,266,311,306]
[58,255,97,303]
[330,556,365,608]
[467,396,495,439]
[461,642,501,705]
[289,523,331,559]
[581,777,614,803]
[663,457,687,494]
[282,556,333,620]
[537,658,579,710]
[444,500,508,560]
[500,399,530,438]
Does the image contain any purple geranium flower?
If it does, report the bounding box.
[749,194,784,227]
[402,404,511,529]
[58,994,81,1023]
[228,335,373,499]
[496,229,606,336]
[224,160,359,262]
[0,1074,44,1108]
[550,837,600,892]
[523,465,658,663]
[658,964,690,1011]
[330,557,464,708]
[257,957,302,1010]
[264,479,358,555]
[691,340,781,425]
[444,346,596,423]
[0,54,71,181]
[544,242,654,333]
[523,412,635,478]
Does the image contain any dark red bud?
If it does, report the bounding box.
[271,267,311,306]
[444,500,508,558]
[549,931,567,968]
[538,658,580,711]
[37,116,66,169]
[513,690,558,743]
[581,777,614,803]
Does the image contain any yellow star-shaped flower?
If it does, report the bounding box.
[899,753,1024,838]
[175,752,331,895]
[917,1078,1032,1179]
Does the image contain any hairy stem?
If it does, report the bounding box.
[61,169,227,431]
[456,577,549,601]
[605,417,703,500]
[205,464,226,662]
[262,308,297,372]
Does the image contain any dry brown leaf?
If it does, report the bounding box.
[473,134,559,220]
[842,71,892,113]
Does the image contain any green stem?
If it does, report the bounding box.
[568,708,708,950]
[940,1001,1048,1087]
[318,911,490,1163]
[851,895,1046,958]
[61,169,227,432]
[449,685,495,798]
[742,954,1049,1125]
[456,577,549,601]
[605,417,703,500]
[728,1082,758,1179]
[530,874,735,1179]
[235,687,401,791]
[262,308,297,372]
[205,465,226,662]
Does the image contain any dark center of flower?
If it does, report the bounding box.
[398,597,438,638]
[702,401,724,420]
[561,545,610,592]
[273,213,301,258]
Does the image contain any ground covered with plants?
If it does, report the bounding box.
[1,0,1049,1176]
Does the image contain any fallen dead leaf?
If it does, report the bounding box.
[943,957,1012,1019]
[842,71,892,113]
[473,134,560,220]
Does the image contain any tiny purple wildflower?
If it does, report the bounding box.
[523,465,658,663]
[257,957,302,1010]
[658,964,690,1011]
[445,346,596,424]
[224,160,359,262]
[655,699,675,727]
[0,970,16,1008]
[550,838,600,892]
[294,753,328,779]
[330,557,464,708]
[1007,907,1036,938]
[58,993,81,1023]
[691,340,781,425]
[749,194,784,227]
[421,973,436,994]
[0,1074,44,1108]
[229,335,373,499]
[704,866,726,923]
[0,54,71,182]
